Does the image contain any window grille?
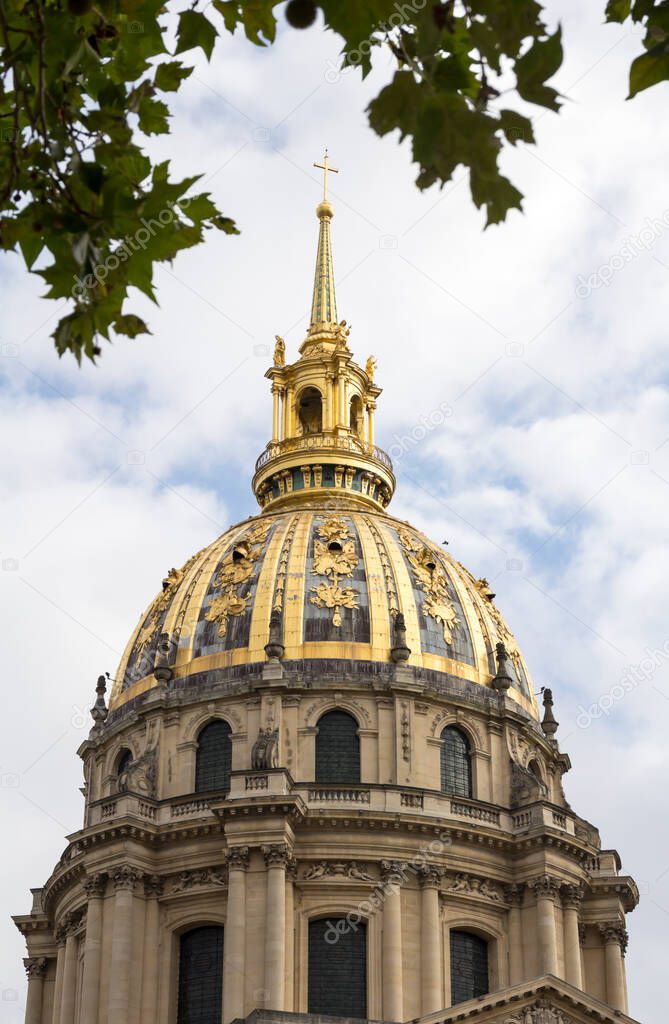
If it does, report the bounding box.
[308,917,367,1018]
[450,930,488,1005]
[195,720,232,793]
[177,926,224,1024]
[440,726,472,797]
[315,710,360,784]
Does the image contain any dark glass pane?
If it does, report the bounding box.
[308,918,367,1018]
[195,721,232,793]
[450,931,488,1005]
[440,727,472,797]
[315,711,360,784]
[178,926,224,1024]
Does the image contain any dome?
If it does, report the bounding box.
[110,504,536,716]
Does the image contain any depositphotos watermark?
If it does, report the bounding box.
[72,197,192,299]
[387,402,452,462]
[575,211,669,298]
[576,640,669,728]
[325,0,427,84]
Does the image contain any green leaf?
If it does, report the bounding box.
[516,27,563,111]
[628,42,669,96]
[213,0,278,45]
[470,170,524,227]
[176,11,218,60]
[113,313,151,337]
[605,0,632,22]
[498,108,535,146]
[154,60,193,92]
[137,96,170,134]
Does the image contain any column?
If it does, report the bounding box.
[338,375,345,427]
[530,875,559,976]
[140,875,164,1020]
[51,934,65,1024]
[505,884,525,985]
[419,867,442,1015]
[263,845,290,1009]
[561,885,584,989]
[285,385,294,437]
[24,958,48,1024]
[59,913,81,1024]
[367,403,375,449]
[599,922,628,1012]
[381,861,404,1020]
[108,865,141,1023]
[80,873,108,1023]
[223,847,249,1024]
[272,386,280,441]
[326,375,335,431]
[284,858,296,1011]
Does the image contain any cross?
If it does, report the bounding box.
[314,148,339,201]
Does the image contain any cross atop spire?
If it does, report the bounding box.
[314,148,339,202]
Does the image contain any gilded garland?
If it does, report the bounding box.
[205,521,271,637]
[398,529,459,645]
[310,516,359,627]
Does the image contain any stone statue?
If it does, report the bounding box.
[250,726,279,770]
[118,746,158,799]
[366,355,377,380]
[273,336,285,367]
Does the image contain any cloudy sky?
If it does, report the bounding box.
[1,2,668,1020]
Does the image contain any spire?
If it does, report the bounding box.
[310,149,339,329]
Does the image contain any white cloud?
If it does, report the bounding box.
[1,4,667,1022]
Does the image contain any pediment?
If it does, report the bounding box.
[417,975,641,1024]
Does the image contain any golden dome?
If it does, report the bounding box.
[110,153,537,718]
[109,503,537,716]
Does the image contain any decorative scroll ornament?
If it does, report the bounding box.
[310,516,358,627]
[475,577,524,677]
[206,521,270,637]
[134,555,199,661]
[251,726,279,769]
[398,530,459,644]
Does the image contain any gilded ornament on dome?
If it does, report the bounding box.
[273,335,285,367]
[132,555,198,663]
[475,576,523,677]
[365,355,377,380]
[309,516,358,627]
[205,521,270,637]
[398,530,460,645]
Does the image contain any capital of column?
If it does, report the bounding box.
[561,882,585,910]
[528,874,562,902]
[380,860,408,886]
[262,843,292,869]
[598,920,629,953]
[143,873,164,898]
[24,956,48,979]
[111,865,142,893]
[504,882,525,906]
[83,872,108,899]
[417,864,442,889]
[227,845,250,871]
[56,907,85,942]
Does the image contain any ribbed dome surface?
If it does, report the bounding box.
[111,505,537,717]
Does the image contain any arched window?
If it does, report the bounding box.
[440,726,472,797]
[298,387,323,434]
[178,926,224,1024]
[195,721,232,794]
[315,710,360,784]
[308,918,367,1018]
[527,758,543,782]
[349,394,364,437]
[450,930,488,1005]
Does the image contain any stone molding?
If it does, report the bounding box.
[303,860,374,882]
[83,872,108,899]
[24,956,48,979]
[380,860,408,885]
[111,865,142,893]
[443,872,504,902]
[598,920,629,953]
[504,882,525,906]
